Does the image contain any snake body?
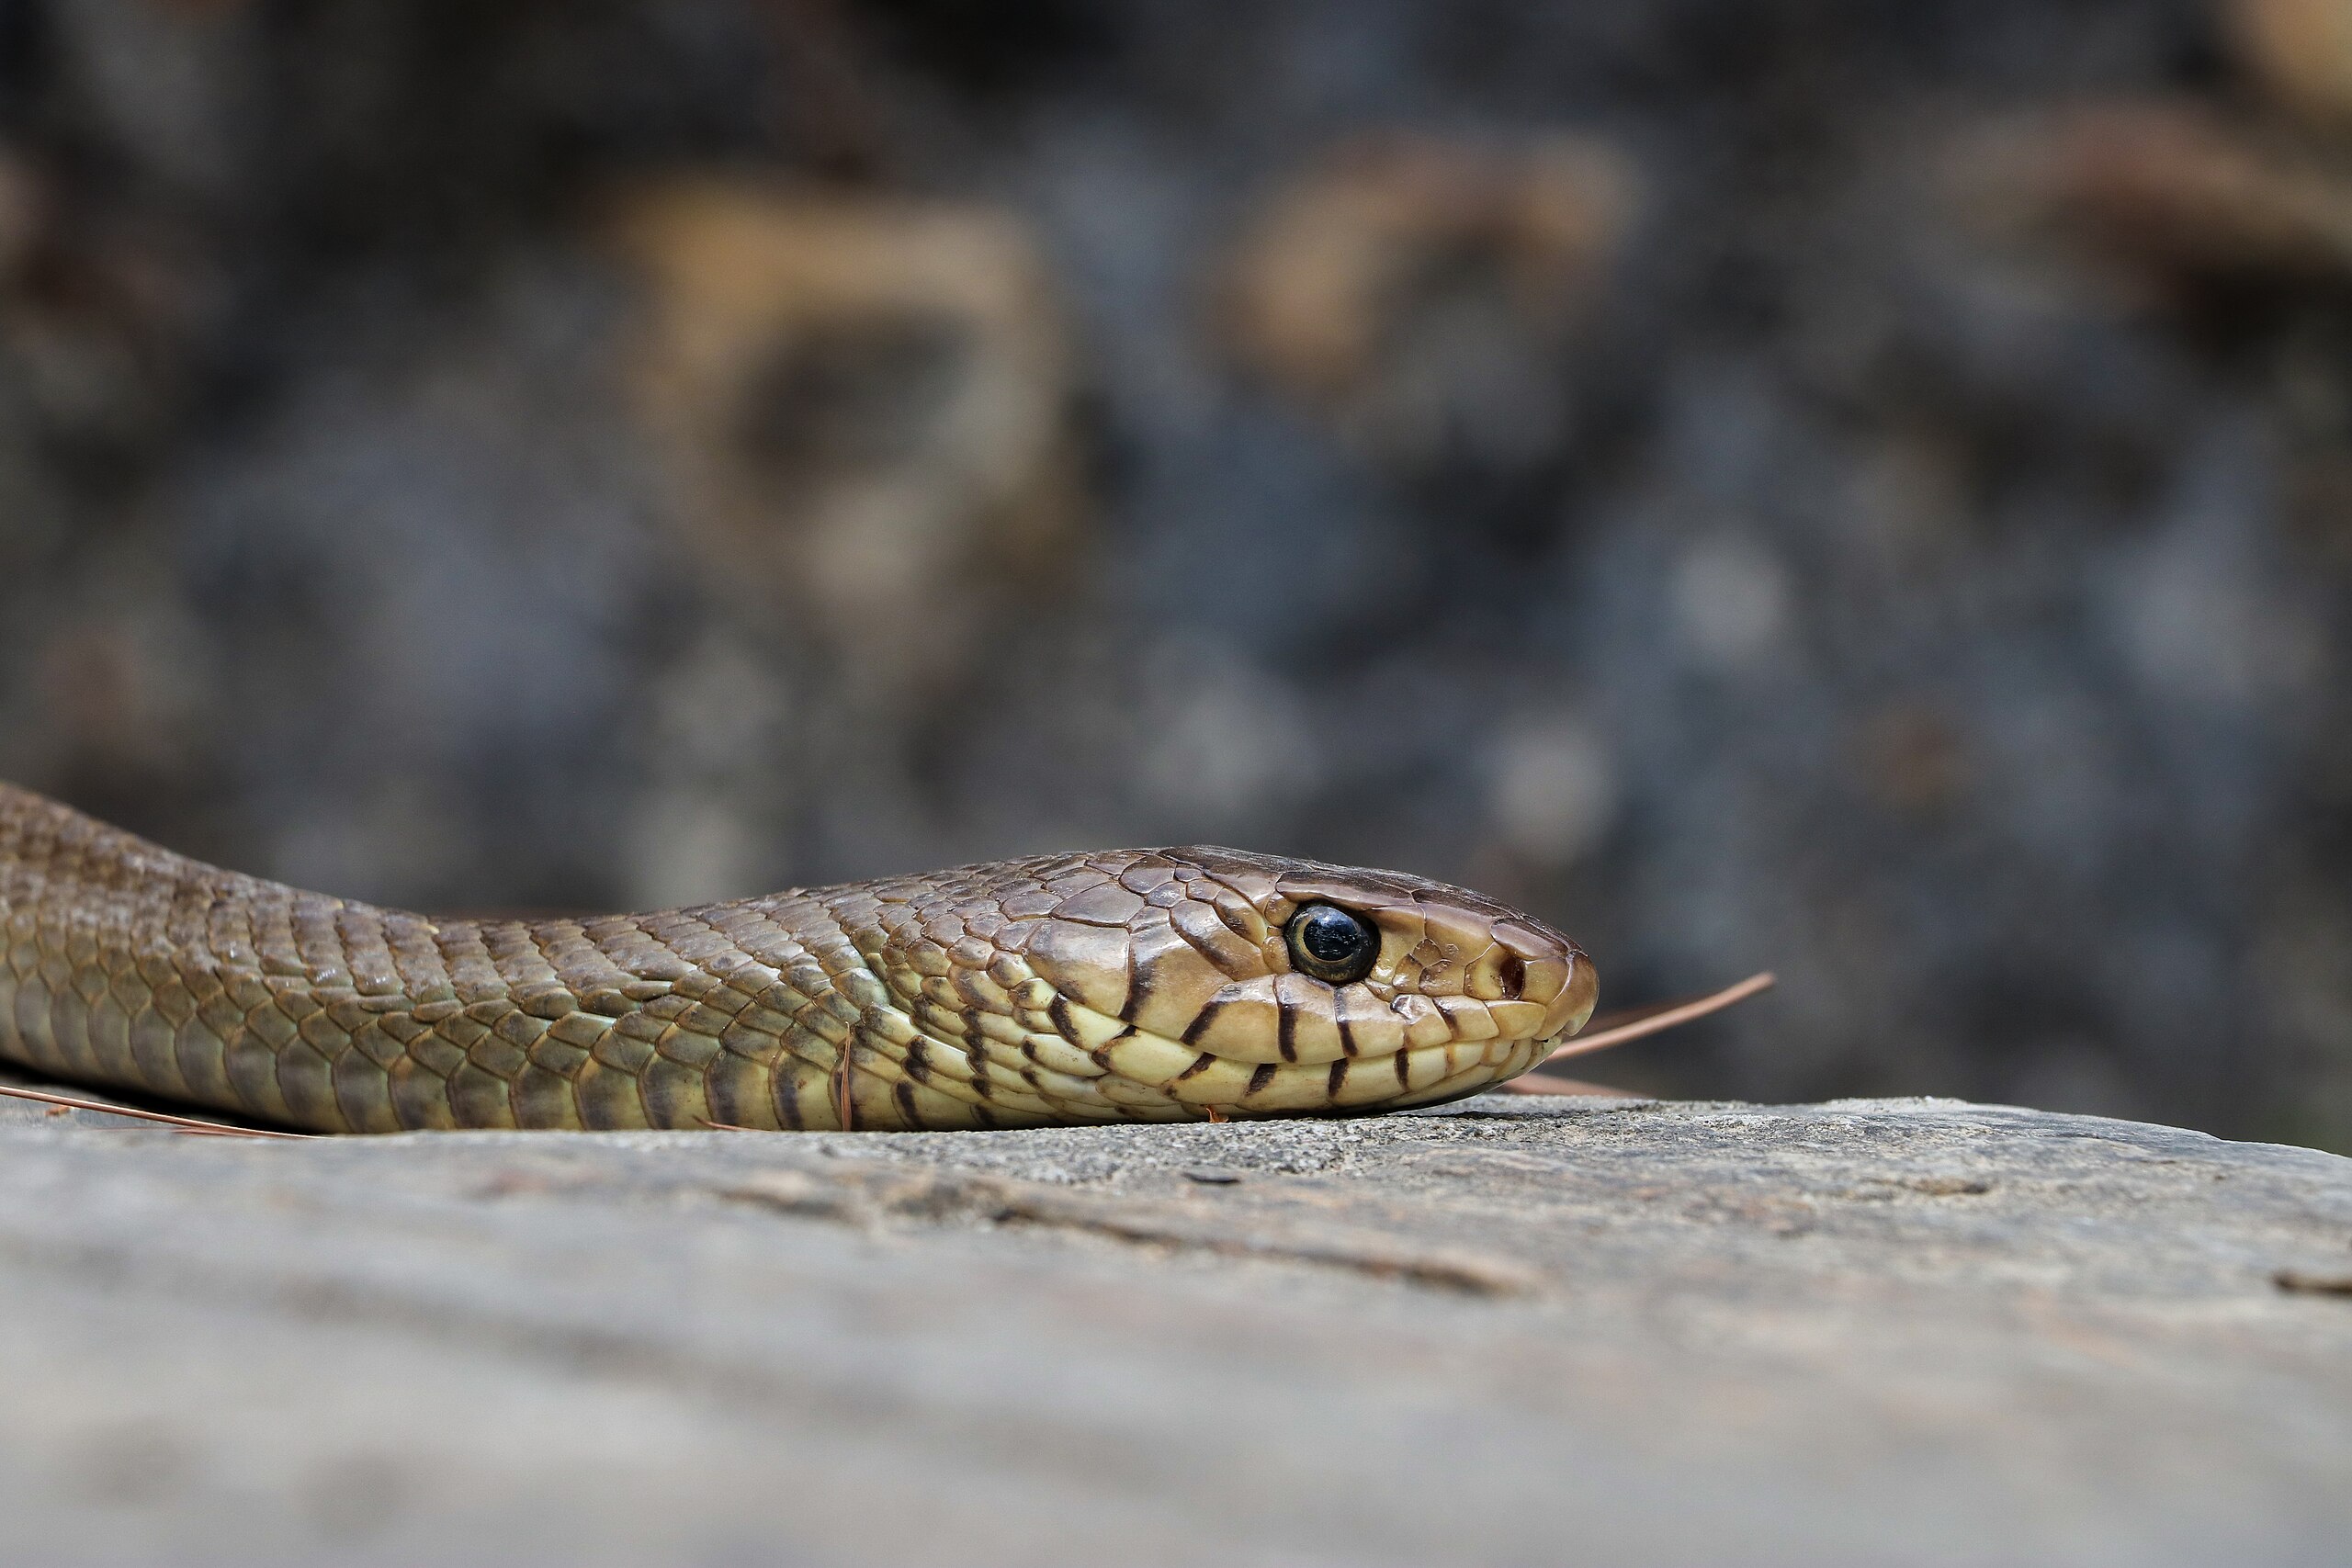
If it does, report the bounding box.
[0,782,1596,1134]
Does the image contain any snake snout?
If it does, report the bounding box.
[1486,919,1599,1045]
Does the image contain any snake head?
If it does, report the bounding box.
[843,846,1596,1122]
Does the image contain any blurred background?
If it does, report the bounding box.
[0,0,2348,1148]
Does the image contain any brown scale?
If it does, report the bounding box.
[0,781,1597,1134]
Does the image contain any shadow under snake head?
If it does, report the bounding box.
[824,846,1597,1127]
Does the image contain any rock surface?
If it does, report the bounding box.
[0,1082,2347,1565]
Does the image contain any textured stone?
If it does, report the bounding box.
[0,1077,2346,1564]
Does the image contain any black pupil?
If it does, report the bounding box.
[1296,906,1370,965]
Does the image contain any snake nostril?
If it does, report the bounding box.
[1496,951,1526,1000]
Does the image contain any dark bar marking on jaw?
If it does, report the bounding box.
[1117,954,1157,1025]
[1182,1000,1226,1046]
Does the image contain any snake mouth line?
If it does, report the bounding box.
[1158,1033,1555,1113]
[842,1015,1559,1125]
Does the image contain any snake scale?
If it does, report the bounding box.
[0,781,1597,1134]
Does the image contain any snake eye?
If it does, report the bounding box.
[1285,903,1379,986]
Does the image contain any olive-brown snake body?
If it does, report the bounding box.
[0,782,1596,1133]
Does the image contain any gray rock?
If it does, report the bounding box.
[0,1081,2346,1565]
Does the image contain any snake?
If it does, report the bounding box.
[0,780,1598,1134]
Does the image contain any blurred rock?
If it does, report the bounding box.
[625,626,802,907]
[1130,639,1322,835]
[1668,530,1792,668]
[165,255,662,911]
[1487,717,1618,868]
[33,579,212,794]
[1959,101,2352,293]
[611,180,1085,701]
[45,0,255,201]
[1219,133,1635,466]
[2225,0,2352,130]
[1853,702,1972,817]
[0,150,68,577]
[0,148,212,469]
[0,151,43,286]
